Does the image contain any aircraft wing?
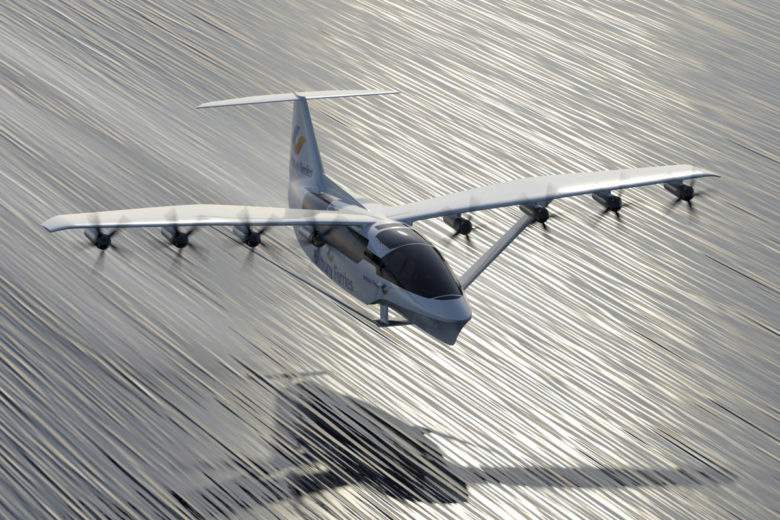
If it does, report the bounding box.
[383,165,718,222]
[42,205,379,232]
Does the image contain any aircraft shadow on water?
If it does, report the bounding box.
[171,379,734,518]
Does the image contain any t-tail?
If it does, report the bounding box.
[198,89,398,207]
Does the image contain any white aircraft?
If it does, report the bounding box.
[43,90,718,344]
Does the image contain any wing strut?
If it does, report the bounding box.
[460,214,536,290]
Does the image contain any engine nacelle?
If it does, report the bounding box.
[443,215,473,235]
[519,204,549,223]
[592,191,622,212]
[664,182,694,201]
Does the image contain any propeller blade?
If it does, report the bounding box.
[92,250,107,270]
[171,250,185,267]
[236,206,269,248]
[109,243,125,258]
[187,241,206,260]
[241,249,255,271]
[666,197,683,213]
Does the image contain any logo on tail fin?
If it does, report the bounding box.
[291,124,312,177]
[293,125,306,156]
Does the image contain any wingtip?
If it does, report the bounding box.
[196,100,228,109]
[41,214,75,232]
[41,217,58,232]
[688,165,720,179]
[379,89,401,97]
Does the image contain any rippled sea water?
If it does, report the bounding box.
[1,1,778,518]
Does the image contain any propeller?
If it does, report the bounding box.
[665,180,709,212]
[592,191,631,221]
[160,209,201,257]
[231,209,268,269]
[233,207,267,248]
[83,214,121,251]
[535,206,555,231]
[522,183,561,232]
[451,215,474,237]
[443,192,482,244]
[83,214,124,268]
[443,214,476,244]
[84,227,120,251]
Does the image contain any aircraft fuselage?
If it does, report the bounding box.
[290,184,471,344]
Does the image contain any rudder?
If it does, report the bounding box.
[289,98,324,192]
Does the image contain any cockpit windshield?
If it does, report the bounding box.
[379,244,462,298]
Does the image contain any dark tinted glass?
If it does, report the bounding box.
[380,244,462,298]
[374,223,403,231]
[376,228,426,249]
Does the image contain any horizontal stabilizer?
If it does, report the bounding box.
[197,89,399,109]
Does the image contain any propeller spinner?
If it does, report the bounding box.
[82,215,124,269]
[161,225,197,248]
[233,207,267,248]
[84,227,118,250]
[160,209,200,252]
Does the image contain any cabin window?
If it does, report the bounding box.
[318,226,368,262]
[376,228,427,249]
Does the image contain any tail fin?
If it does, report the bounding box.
[289,97,324,190]
[198,89,398,198]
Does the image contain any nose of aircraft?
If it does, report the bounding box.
[395,295,472,345]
